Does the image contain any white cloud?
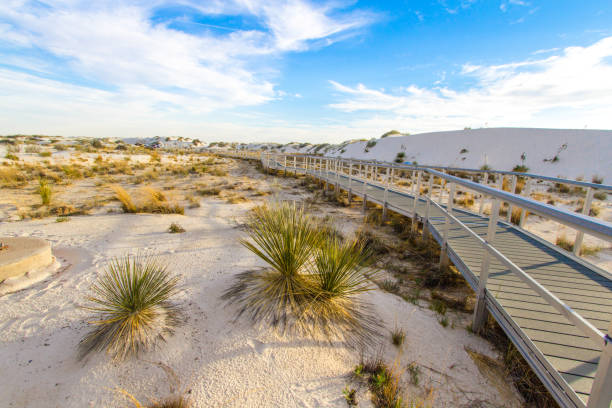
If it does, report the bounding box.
[0,0,373,131]
[329,37,612,133]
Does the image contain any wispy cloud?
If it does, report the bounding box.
[0,1,374,121]
[329,37,612,132]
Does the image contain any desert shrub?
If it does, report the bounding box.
[480,164,491,171]
[142,187,184,214]
[78,255,182,361]
[112,186,184,214]
[168,223,185,233]
[91,139,103,148]
[510,207,528,225]
[592,175,603,184]
[222,203,323,333]
[454,192,474,207]
[0,166,27,187]
[580,245,601,256]
[551,182,570,194]
[305,237,379,345]
[38,179,52,205]
[38,151,52,157]
[575,202,601,217]
[594,191,607,200]
[555,235,573,252]
[356,358,405,408]
[390,326,405,347]
[25,145,41,153]
[197,185,222,196]
[56,216,70,223]
[379,279,399,293]
[460,148,468,154]
[512,164,529,173]
[394,151,406,163]
[429,298,447,315]
[5,153,18,160]
[223,203,378,345]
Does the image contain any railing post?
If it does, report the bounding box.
[411,171,422,234]
[293,156,297,175]
[479,172,488,215]
[422,174,434,241]
[439,182,455,268]
[384,167,390,204]
[574,187,594,255]
[472,198,501,333]
[507,175,517,222]
[283,156,287,176]
[586,320,612,408]
[519,178,532,228]
[363,194,367,214]
[348,161,353,189]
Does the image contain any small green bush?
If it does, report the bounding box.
[38,179,52,205]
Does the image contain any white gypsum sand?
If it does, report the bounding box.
[0,188,523,407]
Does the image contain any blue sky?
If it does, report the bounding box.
[1,1,611,143]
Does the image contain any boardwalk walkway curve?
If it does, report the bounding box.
[223,150,612,408]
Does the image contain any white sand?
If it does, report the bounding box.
[0,196,522,407]
[246,127,612,181]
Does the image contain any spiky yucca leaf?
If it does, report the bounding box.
[222,203,323,332]
[302,238,380,346]
[79,255,182,361]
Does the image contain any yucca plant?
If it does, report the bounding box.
[79,255,182,361]
[222,203,323,333]
[223,203,380,344]
[303,238,379,346]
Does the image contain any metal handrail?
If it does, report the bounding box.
[263,151,612,192]
[428,198,606,347]
[258,152,612,243]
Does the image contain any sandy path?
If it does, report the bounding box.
[0,197,522,407]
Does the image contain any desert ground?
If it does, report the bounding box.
[1,135,610,407]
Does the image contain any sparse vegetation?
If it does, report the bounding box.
[38,178,52,205]
[222,203,379,346]
[342,387,357,407]
[512,164,529,172]
[112,185,184,214]
[381,130,401,138]
[168,223,185,233]
[79,255,182,361]
[390,326,405,347]
[394,151,406,163]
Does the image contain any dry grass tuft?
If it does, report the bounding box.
[112,185,137,213]
[168,223,185,233]
[390,326,405,347]
[112,185,184,214]
[0,166,27,187]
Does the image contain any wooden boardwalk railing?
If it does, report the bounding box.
[222,150,612,408]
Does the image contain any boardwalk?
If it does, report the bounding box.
[256,156,612,408]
